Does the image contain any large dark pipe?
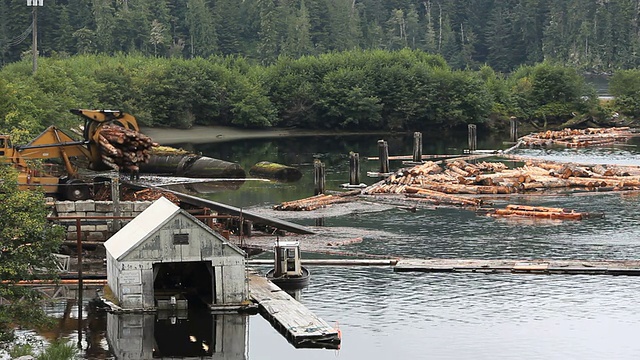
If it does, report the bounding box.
[139,154,246,179]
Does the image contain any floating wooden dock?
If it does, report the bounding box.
[248,259,397,266]
[394,259,640,275]
[248,274,341,349]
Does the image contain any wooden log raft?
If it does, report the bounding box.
[363,157,640,197]
[276,153,640,212]
[97,125,158,172]
[519,127,634,148]
[485,204,603,220]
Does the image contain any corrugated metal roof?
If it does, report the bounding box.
[104,197,180,260]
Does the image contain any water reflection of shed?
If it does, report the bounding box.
[104,197,247,311]
[106,312,247,359]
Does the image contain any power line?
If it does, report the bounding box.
[7,23,33,47]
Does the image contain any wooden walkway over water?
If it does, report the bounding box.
[394,258,640,275]
[248,274,341,349]
[250,258,640,276]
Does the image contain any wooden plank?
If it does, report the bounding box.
[248,274,340,349]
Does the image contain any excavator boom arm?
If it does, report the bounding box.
[17,126,92,176]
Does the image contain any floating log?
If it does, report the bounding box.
[405,186,482,207]
[249,161,302,182]
[273,190,361,211]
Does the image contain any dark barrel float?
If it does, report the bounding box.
[139,154,246,179]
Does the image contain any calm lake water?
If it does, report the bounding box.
[28,130,640,359]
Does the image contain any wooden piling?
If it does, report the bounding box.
[468,124,477,152]
[75,217,83,335]
[349,152,360,185]
[378,140,390,174]
[110,176,121,232]
[413,132,423,163]
[509,117,518,142]
[314,159,325,195]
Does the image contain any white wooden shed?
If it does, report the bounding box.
[104,196,247,311]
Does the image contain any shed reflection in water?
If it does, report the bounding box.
[106,310,248,360]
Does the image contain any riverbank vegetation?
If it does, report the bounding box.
[2,49,633,142]
[0,167,65,346]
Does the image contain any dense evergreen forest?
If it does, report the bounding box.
[3,0,640,72]
[3,1,640,138]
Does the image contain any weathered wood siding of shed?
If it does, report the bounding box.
[121,213,236,263]
[105,197,248,310]
[109,211,246,309]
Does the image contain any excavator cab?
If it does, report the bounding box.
[0,135,8,157]
[0,134,25,167]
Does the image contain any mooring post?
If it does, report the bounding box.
[314,159,325,195]
[349,152,360,185]
[111,176,121,232]
[510,116,518,142]
[378,140,389,174]
[413,132,423,163]
[468,124,477,152]
[75,216,83,348]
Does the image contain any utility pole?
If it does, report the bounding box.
[27,0,44,73]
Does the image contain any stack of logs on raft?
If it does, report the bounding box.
[273,158,640,215]
[363,159,640,204]
[519,127,635,147]
[97,125,158,173]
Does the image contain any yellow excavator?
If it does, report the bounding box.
[0,109,140,200]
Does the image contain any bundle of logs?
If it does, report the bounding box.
[485,205,603,220]
[362,158,640,208]
[97,125,159,173]
[519,127,634,148]
[273,190,361,211]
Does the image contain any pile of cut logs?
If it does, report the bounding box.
[361,158,640,207]
[97,125,158,172]
[519,127,634,147]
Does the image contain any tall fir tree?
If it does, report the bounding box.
[257,0,279,64]
[185,0,218,58]
[281,0,314,58]
[214,0,243,55]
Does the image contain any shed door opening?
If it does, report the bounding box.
[153,261,213,308]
